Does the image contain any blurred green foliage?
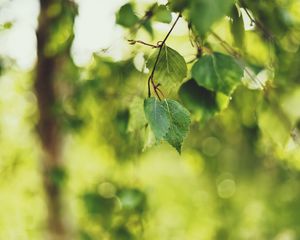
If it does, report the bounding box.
[1,0,300,239]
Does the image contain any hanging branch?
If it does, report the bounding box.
[147,13,181,99]
[128,13,181,100]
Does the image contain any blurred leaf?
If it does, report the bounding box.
[281,88,300,123]
[82,192,115,218]
[144,97,170,141]
[115,110,129,135]
[116,3,139,28]
[147,45,187,92]
[179,79,220,121]
[153,5,172,23]
[230,5,245,48]
[191,52,243,95]
[62,114,85,131]
[49,167,67,188]
[142,126,156,151]
[128,97,147,132]
[79,231,93,240]
[118,188,146,213]
[112,226,134,240]
[0,22,13,30]
[291,125,300,145]
[190,0,234,35]
[163,99,191,153]
[44,1,77,56]
[142,20,154,36]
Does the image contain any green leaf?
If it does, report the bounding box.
[128,97,147,132]
[154,5,172,24]
[179,79,220,122]
[144,98,191,153]
[142,20,154,36]
[230,5,245,48]
[116,3,139,28]
[144,97,170,140]
[169,0,191,12]
[191,52,243,95]
[147,45,187,92]
[190,0,234,35]
[163,99,191,153]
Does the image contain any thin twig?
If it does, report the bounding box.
[239,0,274,40]
[209,30,240,57]
[128,39,159,48]
[243,7,255,26]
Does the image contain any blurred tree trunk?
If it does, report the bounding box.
[35,0,77,239]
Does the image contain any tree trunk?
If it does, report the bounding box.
[35,1,76,239]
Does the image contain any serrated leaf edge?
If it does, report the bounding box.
[163,99,191,153]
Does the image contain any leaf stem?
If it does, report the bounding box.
[147,13,181,99]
